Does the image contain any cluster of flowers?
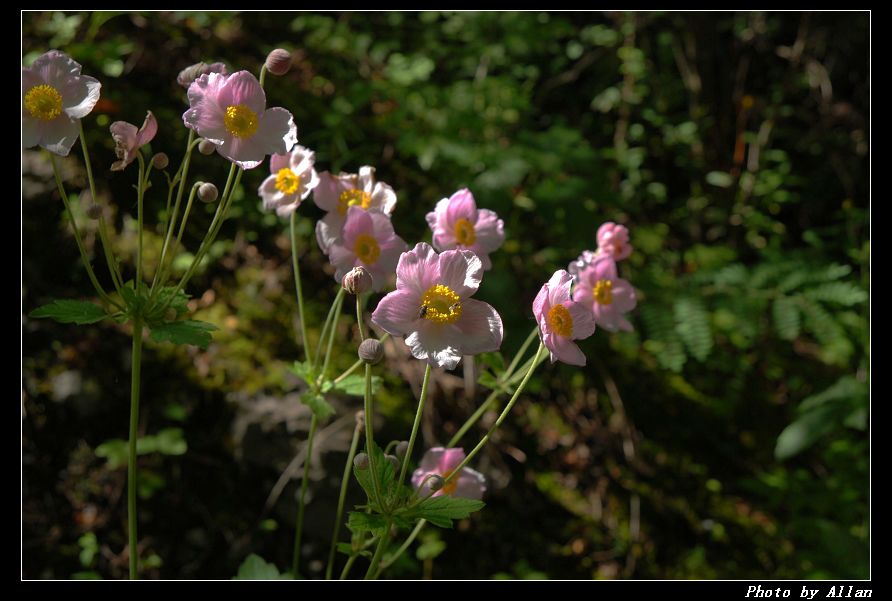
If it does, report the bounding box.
[24,48,637,530]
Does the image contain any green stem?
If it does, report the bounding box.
[505,326,540,379]
[375,518,426,576]
[48,154,120,309]
[136,155,146,286]
[448,388,501,448]
[165,183,201,277]
[362,364,383,506]
[290,211,311,363]
[339,554,359,580]
[356,294,367,341]
[397,364,432,489]
[333,333,390,385]
[152,131,195,291]
[441,342,545,489]
[291,413,319,578]
[364,520,392,580]
[325,418,363,580]
[313,288,344,371]
[320,290,345,382]
[127,318,144,580]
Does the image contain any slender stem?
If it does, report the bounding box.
[320,290,345,381]
[127,318,144,580]
[325,419,363,580]
[292,413,319,578]
[136,155,146,286]
[441,342,545,489]
[314,287,345,371]
[166,183,201,276]
[48,155,120,309]
[259,64,269,89]
[333,333,390,384]
[356,294,367,341]
[506,326,540,379]
[290,211,311,363]
[339,554,359,580]
[397,364,432,488]
[448,388,501,448]
[152,130,195,291]
[376,519,426,576]
[364,520,392,579]
[362,364,383,505]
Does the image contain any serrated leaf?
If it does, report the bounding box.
[233,554,288,580]
[772,296,800,341]
[403,496,486,528]
[145,287,190,323]
[347,512,388,534]
[29,300,108,324]
[288,361,316,386]
[804,282,868,306]
[353,443,395,507]
[331,374,382,396]
[150,320,217,349]
[641,305,687,372]
[300,392,335,420]
[674,297,713,362]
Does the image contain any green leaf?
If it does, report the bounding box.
[353,443,396,507]
[95,428,187,468]
[331,373,382,396]
[145,287,190,323]
[774,403,841,461]
[798,376,866,413]
[150,320,217,349]
[402,496,485,528]
[804,282,868,306]
[347,511,389,534]
[29,300,107,324]
[300,392,336,420]
[233,554,289,580]
[674,297,713,362]
[772,296,800,341]
[336,542,355,556]
[478,352,506,375]
[477,371,501,390]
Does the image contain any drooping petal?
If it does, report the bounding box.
[438,249,483,298]
[454,299,503,355]
[371,289,423,336]
[135,111,158,147]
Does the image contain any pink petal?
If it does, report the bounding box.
[405,324,463,370]
[217,71,266,114]
[60,74,101,119]
[31,50,82,88]
[455,299,503,355]
[438,448,466,473]
[216,107,297,170]
[258,174,287,209]
[549,334,586,366]
[37,116,80,156]
[269,152,290,174]
[135,111,158,147]
[566,301,596,341]
[418,447,447,473]
[445,188,478,226]
[315,212,345,254]
[312,171,341,212]
[371,289,423,335]
[532,280,552,323]
[22,69,44,95]
[611,278,638,312]
[472,209,505,253]
[437,249,483,298]
[289,145,316,174]
[571,281,594,307]
[342,205,374,245]
[396,242,441,296]
[371,182,397,214]
[546,270,573,308]
[453,467,487,500]
[183,72,229,142]
[358,166,376,193]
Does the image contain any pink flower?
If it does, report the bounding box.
[182,71,297,170]
[425,188,505,270]
[327,206,408,292]
[313,167,397,254]
[596,222,632,260]
[533,270,596,366]
[411,447,486,500]
[22,50,101,156]
[258,145,319,217]
[371,242,503,370]
[567,249,598,282]
[572,256,637,333]
[109,111,158,171]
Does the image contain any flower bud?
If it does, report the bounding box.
[342,266,373,295]
[198,182,218,203]
[385,454,400,472]
[151,152,169,170]
[358,339,384,365]
[353,453,370,470]
[198,139,217,155]
[177,61,229,89]
[428,475,445,492]
[395,441,409,460]
[264,48,292,76]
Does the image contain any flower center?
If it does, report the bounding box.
[439,469,460,496]
[275,168,301,195]
[353,233,381,265]
[547,304,573,337]
[24,85,63,121]
[337,188,372,216]
[593,279,614,305]
[454,218,476,246]
[223,104,259,138]
[420,284,463,325]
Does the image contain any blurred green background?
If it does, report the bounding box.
[22,11,869,579]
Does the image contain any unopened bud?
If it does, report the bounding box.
[358,339,384,365]
[428,475,445,492]
[385,454,400,472]
[264,48,292,76]
[198,182,218,203]
[177,61,229,89]
[151,152,169,169]
[198,139,217,155]
[353,453,370,470]
[342,266,373,295]
[395,441,409,460]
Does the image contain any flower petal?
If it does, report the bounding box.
[438,249,483,298]
[371,289,423,336]
[453,467,487,500]
[548,334,586,366]
[183,72,229,142]
[38,117,80,156]
[269,152,290,174]
[455,299,503,355]
[472,209,505,253]
[315,212,344,254]
[61,74,101,119]
[566,301,596,341]
[370,182,397,215]
[438,448,467,473]
[405,324,463,370]
[217,70,266,114]
[135,111,158,147]
[546,270,573,308]
[446,188,478,225]
[396,242,441,296]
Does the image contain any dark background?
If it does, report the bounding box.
[22,11,869,579]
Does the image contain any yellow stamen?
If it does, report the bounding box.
[353,233,381,265]
[593,280,614,305]
[420,284,462,325]
[24,85,63,121]
[338,188,372,215]
[223,104,259,138]
[275,168,301,195]
[454,218,476,246]
[547,304,573,337]
[440,469,459,495]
